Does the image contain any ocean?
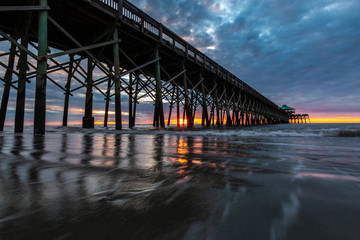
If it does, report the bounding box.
[0,123,359,240]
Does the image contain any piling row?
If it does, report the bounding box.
[0,0,289,134]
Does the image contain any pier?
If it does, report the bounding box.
[0,0,289,134]
[281,105,311,124]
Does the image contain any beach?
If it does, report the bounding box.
[0,123,360,239]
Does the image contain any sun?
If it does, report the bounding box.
[179,119,188,125]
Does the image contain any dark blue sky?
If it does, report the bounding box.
[0,0,359,125]
[130,0,360,120]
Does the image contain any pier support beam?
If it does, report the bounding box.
[104,65,112,127]
[167,84,175,126]
[15,37,29,133]
[128,73,133,128]
[15,11,32,133]
[200,73,208,127]
[176,86,180,127]
[113,28,122,130]
[214,79,220,127]
[34,0,48,134]
[225,91,232,126]
[82,58,94,128]
[0,43,16,131]
[189,90,195,127]
[183,66,192,128]
[132,73,139,127]
[62,55,74,127]
[154,49,165,128]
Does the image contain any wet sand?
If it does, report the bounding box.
[1,124,360,239]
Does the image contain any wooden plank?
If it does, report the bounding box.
[42,39,122,60]
[0,6,51,12]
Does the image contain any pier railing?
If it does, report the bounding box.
[96,0,279,109]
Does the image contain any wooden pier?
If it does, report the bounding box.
[289,114,311,124]
[281,105,310,124]
[0,0,290,134]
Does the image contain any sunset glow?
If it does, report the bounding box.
[310,118,360,124]
[11,116,360,127]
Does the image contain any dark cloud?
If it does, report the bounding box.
[150,0,360,116]
[1,0,359,124]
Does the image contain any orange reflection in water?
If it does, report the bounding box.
[177,158,188,164]
[91,160,116,167]
[177,139,188,155]
[297,172,360,181]
[175,138,191,179]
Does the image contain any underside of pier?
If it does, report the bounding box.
[0,0,289,134]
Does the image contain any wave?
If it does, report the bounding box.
[337,130,360,137]
[2,124,360,138]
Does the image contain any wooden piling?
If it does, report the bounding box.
[200,73,208,127]
[0,43,16,131]
[34,0,48,134]
[128,73,133,128]
[103,66,112,127]
[132,72,139,127]
[62,55,74,127]
[113,27,122,130]
[176,86,180,127]
[82,58,94,128]
[155,49,165,128]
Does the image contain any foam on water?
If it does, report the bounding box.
[3,123,359,138]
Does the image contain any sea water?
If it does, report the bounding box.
[0,123,359,240]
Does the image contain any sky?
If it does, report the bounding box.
[129,0,360,122]
[0,0,360,125]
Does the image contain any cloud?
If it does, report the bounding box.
[1,0,359,125]
[131,0,359,118]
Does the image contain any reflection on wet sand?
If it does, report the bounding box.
[81,134,93,165]
[0,132,262,238]
[2,128,359,239]
[153,135,164,173]
[0,133,229,239]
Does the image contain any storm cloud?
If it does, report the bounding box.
[131,0,360,117]
[0,0,359,125]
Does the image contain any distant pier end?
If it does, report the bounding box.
[281,105,311,124]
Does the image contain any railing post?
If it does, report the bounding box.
[141,19,144,32]
[34,0,48,134]
[158,24,163,42]
[118,0,123,19]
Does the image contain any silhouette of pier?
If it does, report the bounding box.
[0,0,290,134]
[281,105,310,124]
